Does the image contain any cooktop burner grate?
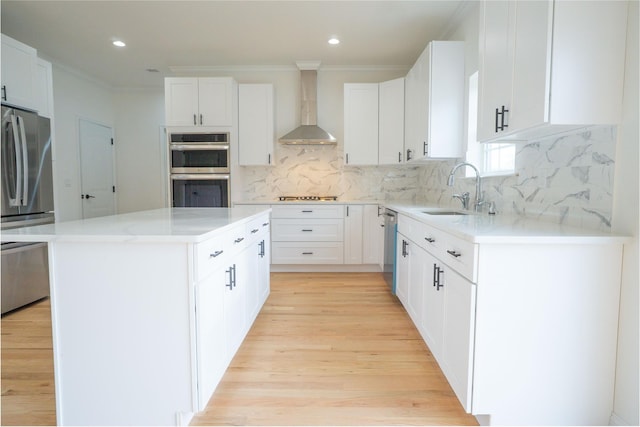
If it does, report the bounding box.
[278,196,338,201]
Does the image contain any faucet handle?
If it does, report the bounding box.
[452,192,470,210]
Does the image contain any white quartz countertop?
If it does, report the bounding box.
[386,203,629,245]
[1,207,271,243]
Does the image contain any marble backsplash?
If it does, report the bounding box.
[238,125,617,231]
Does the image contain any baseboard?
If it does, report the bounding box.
[270,264,382,273]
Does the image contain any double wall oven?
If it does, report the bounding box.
[169,132,230,208]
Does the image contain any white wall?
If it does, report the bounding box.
[51,64,114,221]
[611,1,639,425]
[113,89,166,213]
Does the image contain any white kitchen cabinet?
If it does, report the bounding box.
[362,205,384,266]
[239,83,274,165]
[35,58,54,118]
[271,204,345,265]
[395,235,410,308]
[394,209,624,424]
[1,34,38,111]
[344,205,364,264]
[165,77,234,127]
[439,263,476,412]
[477,0,628,142]
[245,215,271,325]
[404,41,465,161]
[344,83,379,165]
[224,251,247,363]
[378,78,405,165]
[194,263,228,410]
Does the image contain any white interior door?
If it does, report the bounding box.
[79,119,116,219]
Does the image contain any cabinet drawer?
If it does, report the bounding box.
[437,232,477,283]
[245,213,270,242]
[195,230,233,281]
[271,204,344,219]
[271,219,343,242]
[271,242,344,264]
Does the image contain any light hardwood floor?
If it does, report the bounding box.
[1,272,477,426]
[1,298,56,426]
[191,272,478,426]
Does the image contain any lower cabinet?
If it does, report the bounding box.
[195,263,230,410]
[438,263,476,412]
[396,212,624,425]
[193,213,270,411]
[397,218,476,413]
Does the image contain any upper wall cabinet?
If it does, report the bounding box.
[165,77,234,127]
[36,58,54,118]
[404,41,465,161]
[238,83,274,166]
[378,77,405,165]
[477,0,628,143]
[1,34,38,111]
[344,83,379,165]
[344,78,405,166]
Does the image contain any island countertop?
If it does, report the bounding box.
[0,207,271,243]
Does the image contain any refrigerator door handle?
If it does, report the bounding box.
[17,116,29,206]
[9,114,22,207]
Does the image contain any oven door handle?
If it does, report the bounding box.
[170,144,230,151]
[170,174,230,180]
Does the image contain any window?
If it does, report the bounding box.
[465,71,515,177]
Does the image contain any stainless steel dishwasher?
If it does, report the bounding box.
[382,208,397,294]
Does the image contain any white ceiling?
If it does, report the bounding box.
[1,1,466,89]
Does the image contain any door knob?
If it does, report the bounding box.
[82,194,96,199]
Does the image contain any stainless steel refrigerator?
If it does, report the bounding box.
[1,105,54,314]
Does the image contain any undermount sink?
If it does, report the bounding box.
[420,209,469,216]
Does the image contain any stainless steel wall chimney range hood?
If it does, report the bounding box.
[279,62,337,145]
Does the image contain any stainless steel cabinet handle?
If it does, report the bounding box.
[200,114,203,125]
[193,114,197,125]
[251,228,259,234]
[436,268,444,291]
[447,250,462,258]
[301,210,313,213]
[302,252,313,255]
[262,222,270,227]
[225,266,233,290]
[301,229,313,232]
[234,237,244,243]
[425,237,435,243]
[210,250,223,258]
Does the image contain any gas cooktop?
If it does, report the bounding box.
[278,196,338,202]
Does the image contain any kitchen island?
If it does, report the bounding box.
[1,207,272,426]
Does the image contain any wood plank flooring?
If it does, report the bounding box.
[1,298,56,426]
[0,272,478,426]
[191,272,478,426]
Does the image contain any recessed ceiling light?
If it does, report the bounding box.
[328,38,340,45]
[112,40,126,47]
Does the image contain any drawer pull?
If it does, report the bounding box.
[301,210,313,213]
[301,229,313,232]
[302,252,314,255]
[234,237,245,243]
[251,228,259,234]
[209,250,224,258]
[425,237,436,243]
[262,222,270,226]
[447,250,462,258]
